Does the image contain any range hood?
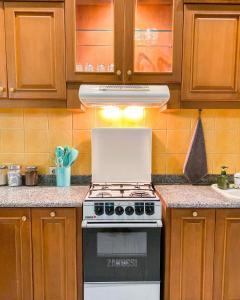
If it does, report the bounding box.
[79,84,170,107]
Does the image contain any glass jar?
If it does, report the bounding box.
[8,165,22,187]
[25,166,38,186]
[0,165,7,186]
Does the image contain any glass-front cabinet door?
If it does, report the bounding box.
[124,0,183,83]
[66,0,183,84]
[66,0,125,83]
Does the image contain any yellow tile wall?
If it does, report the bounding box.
[0,108,239,175]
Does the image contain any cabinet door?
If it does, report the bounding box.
[182,5,240,101]
[4,2,66,100]
[65,0,125,83]
[214,209,240,300]
[0,209,33,300]
[32,208,77,300]
[124,0,183,84]
[168,209,215,300]
[0,2,7,99]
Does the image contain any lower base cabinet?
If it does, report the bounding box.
[167,209,215,300]
[0,209,33,300]
[214,209,240,300]
[32,208,78,300]
[165,208,240,300]
[0,208,79,300]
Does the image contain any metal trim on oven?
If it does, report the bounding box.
[82,220,162,228]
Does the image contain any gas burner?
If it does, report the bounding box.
[129,191,152,198]
[96,191,113,198]
[100,185,109,190]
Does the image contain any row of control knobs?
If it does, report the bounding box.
[94,203,155,216]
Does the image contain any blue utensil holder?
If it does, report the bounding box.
[56,167,71,187]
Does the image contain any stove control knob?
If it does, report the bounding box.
[115,206,124,216]
[135,203,144,215]
[125,206,134,216]
[94,203,104,216]
[105,203,114,215]
[145,203,155,216]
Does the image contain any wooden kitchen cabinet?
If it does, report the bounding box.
[124,0,183,84]
[182,5,240,103]
[65,0,182,84]
[0,209,33,300]
[0,2,7,99]
[214,209,240,300]
[4,2,66,100]
[166,209,215,300]
[32,208,77,300]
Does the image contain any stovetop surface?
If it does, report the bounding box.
[86,183,158,200]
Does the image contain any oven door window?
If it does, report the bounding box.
[83,228,161,282]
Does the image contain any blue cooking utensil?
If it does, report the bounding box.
[68,149,79,166]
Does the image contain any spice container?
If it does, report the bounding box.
[0,165,7,186]
[25,166,38,186]
[8,165,22,187]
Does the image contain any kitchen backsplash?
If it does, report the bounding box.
[0,108,239,175]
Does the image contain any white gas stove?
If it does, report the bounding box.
[82,128,162,300]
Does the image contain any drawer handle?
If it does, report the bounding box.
[0,86,5,94]
[22,216,27,222]
[127,70,132,76]
[9,87,16,93]
[116,70,122,76]
[193,211,198,217]
[50,211,56,218]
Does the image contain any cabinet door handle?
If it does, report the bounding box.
[9,87,15,93]
[116,70,122,76]
[50,211,56,218]
[0,87,5,94]
[127,70,132,76]
[192,211,198,217]
[22,216,27,222]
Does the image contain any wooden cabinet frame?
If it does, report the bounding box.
[0,2,7,99]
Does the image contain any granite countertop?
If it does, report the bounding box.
[156,185,240,208]
[1,184,240,209]
[0,186,89,207]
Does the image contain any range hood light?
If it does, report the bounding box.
[102,106,121,119]
[123,106,144,120]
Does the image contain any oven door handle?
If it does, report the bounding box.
[81,220,162,228]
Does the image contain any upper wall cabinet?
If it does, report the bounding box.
[182,4,240,102]
[4,2,66,100]
[65,0,183,84]
[66,0,125,83]
[0,2,7,99]
[124,0,183,84]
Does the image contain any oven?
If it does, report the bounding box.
[82,221,162,300]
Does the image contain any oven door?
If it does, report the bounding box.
[82,221,162,300]
[83,220,161,279]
